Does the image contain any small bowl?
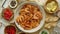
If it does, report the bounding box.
[9,0,18,8]
[15,1,46,33]
[1,8,14,24]
[4,25,17,34]
[44,0,58,13]
[39,29,49,34]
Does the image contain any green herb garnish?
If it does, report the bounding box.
[41,31,48,34]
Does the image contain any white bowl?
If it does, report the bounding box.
[0,8,14,26]
[39,29,49,34]
[9,0,18,8]
[15,1,46,33]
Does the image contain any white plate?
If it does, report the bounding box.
[15,1,46,33]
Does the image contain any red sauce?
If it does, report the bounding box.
[5,26,16,34]
[3,8,13,21]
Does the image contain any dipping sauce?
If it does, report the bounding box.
[10,1,16,7]
[9,0,17,8]
[44,0,58,13]
[2,8,14,21]
[5,25,16,34]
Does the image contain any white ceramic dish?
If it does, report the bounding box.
[1,8,14,24]
[15,1,46,33]
[9,0,18,8]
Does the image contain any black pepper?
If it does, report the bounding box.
[10,1,16,7]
